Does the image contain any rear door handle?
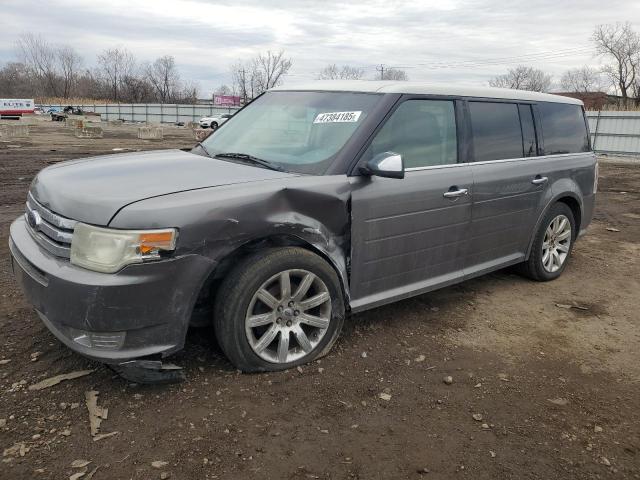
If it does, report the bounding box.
[531,176,548,185]
[443,187,469,199]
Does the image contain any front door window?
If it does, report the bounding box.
[362,99,458,168]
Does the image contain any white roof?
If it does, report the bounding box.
[271,81,583,105]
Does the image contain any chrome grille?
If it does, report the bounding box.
[25,192,77,258]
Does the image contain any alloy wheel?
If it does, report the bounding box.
[245,269,332,363]
[542,214,572,273]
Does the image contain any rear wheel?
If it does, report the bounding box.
[214,247,345,372]
[519,202,575,281]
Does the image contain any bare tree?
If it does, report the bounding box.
[0,61,36,97]
[16,33,60,96]
[253,50,292,91]
[318,64,340,80]
[179,81,199,103]
[120,73,154,103]
[230,62,254,103]
[560,66,605,93]
[379,68,408,81]
[97,47,135,101]
[592,22,640,106]
[318,64,365,80]
[4,34,202,103]
[489,65,552,92]
[14,34,86,99]
[57,46,82,98]
[231,50,292,102]
[146,55,181,102]
[214,84,233,95]
[71,67,102,100]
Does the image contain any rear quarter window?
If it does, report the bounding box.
[538,102,590,155]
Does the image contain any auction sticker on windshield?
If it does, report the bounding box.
[313,111,362,124]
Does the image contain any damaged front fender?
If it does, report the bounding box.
[109,174,354,313]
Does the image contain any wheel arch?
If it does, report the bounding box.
[556,196,582,234]
[189,233,351,327]
[525,191,583,259]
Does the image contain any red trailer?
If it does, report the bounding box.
[0,99,35,118]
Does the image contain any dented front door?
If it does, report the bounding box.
[348,164,473,312]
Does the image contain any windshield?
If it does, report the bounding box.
[201,91,383,174]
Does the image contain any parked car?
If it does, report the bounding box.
[199,113,233,129]
[50,106,85,122]
[9,81,596,376]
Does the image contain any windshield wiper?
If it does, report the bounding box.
[215,152,285,172]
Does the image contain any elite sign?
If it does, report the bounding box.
[213,95,241,107]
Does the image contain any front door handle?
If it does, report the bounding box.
[531,176,548,185]
[443,187,469,199]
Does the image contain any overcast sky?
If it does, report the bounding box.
[2,0,640,96]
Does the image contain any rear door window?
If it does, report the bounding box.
[469,102,523,162]
[538,102,590,154]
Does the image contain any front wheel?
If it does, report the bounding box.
[519,202,576,281]
[214,247,345,372]
[210,122,218,130]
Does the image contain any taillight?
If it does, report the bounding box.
[593,162,599,194]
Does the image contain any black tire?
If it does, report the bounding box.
[210,122,218,130]
[519,202,576,281]
[213,247,345,372]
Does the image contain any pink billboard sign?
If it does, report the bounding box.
[214,95,241,107]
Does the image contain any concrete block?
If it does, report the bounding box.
[194,128,213,141]
[66,118,85,129]
[85,113,102,123]
[18,114,38,125]
[138,126,163,140]
[74,126,103,138]
[0,124,30,138]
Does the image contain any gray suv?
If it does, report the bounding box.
[9,81,596,374]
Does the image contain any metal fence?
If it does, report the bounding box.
[586,111,640,155]
[33,105,640,155]
[37,103,240,124]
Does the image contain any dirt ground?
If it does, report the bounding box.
[0,119,639,480]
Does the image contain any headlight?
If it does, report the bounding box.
[70,223,177,273]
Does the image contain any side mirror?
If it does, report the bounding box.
[361,152,404,179]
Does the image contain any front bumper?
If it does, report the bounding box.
[9,216,214,364]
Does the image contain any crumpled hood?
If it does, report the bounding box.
[30,149,296,225]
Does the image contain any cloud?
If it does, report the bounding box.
[2,0,639,94]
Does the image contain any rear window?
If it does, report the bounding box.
[538,102,590,155]
[469,102,524,162]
